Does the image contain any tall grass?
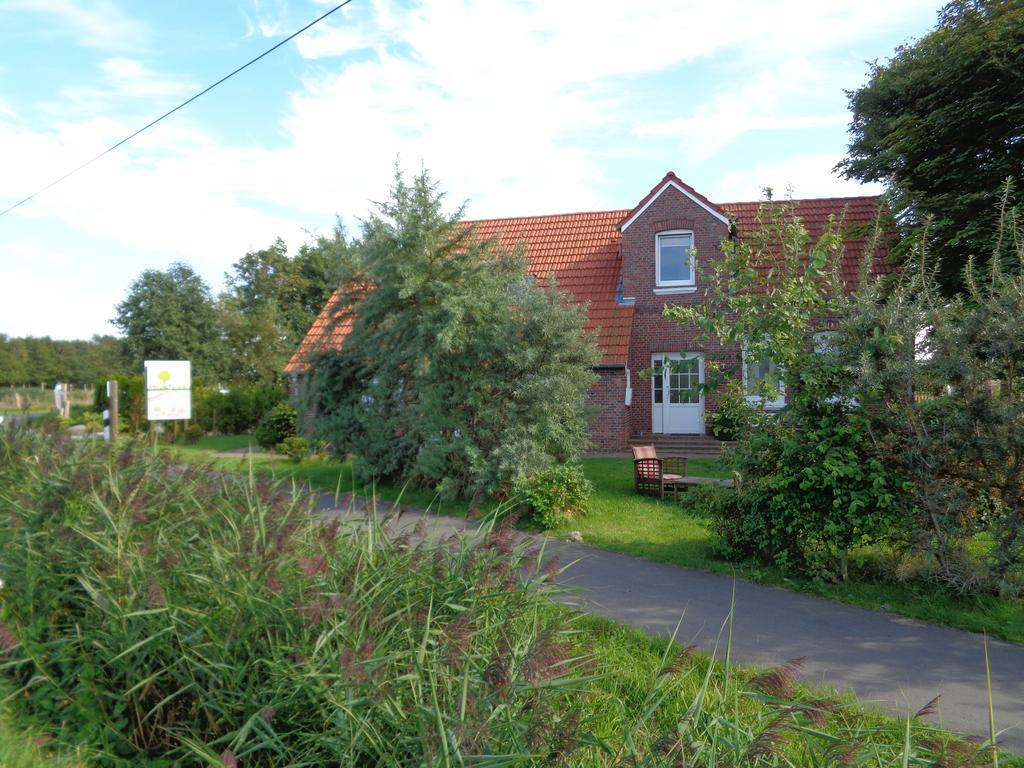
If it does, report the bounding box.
[0,428,1012,766]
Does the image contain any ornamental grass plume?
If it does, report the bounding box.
[0,427,1005,766]
[0,428,581,765]
[750,656,808,700]
[0,622,19,655]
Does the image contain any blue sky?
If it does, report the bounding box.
[0,0,942,340]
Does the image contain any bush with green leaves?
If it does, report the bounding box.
[255,402,298,449]
[276,435,309,463]
[194,383,287,435]
[516,463,592,530]
[829,185,1024,594]
[664,196,911,579]
[182,424,203,444]
[714,396,911,579]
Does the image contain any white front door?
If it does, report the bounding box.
[651,353,704,434]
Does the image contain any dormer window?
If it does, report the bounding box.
[656,230,695,288]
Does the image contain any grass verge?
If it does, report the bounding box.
[171,436,1024,645]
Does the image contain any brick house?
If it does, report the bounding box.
[285,172,890,453]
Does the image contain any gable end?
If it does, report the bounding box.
[620,179,730,232]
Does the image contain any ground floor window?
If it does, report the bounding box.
[742,350,785,409]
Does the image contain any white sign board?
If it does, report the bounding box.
[144,360,192,421]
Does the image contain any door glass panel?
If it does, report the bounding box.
[652,359,663,404]
[668,358,700,404]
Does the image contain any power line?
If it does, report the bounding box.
[0,0,355,219]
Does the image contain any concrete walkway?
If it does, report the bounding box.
[316,495,1024,753]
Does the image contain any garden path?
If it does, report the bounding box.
[317,494,1024,753]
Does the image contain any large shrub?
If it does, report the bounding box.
[831,190,1024,594]
[193,383,287,434]
[0,429,580,765]
[309,169,599,504]
[714,401,910,579]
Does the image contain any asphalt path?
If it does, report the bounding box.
[317,494,1024,753]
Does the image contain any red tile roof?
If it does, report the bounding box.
[285,291,356,373]
[721,196,894,284]
[286,210,635,372]
[286,189,893,374]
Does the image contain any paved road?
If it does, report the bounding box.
[317,495,1024,752]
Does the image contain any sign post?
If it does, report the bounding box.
[103,380,120,443]
[144,362,192,443]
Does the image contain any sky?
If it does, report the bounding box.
[0,0,943,340]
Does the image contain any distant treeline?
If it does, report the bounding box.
[0,334,127,386]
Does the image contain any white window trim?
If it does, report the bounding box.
[741,348,786,410]
[620,179,730,231]
[653,286,698,295]
[656,230,696,288]
[651,356,664,406]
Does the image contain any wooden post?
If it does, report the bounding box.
[108,380,119,443]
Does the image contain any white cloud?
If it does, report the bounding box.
[0,0,149,51]
[712,152,885,202]
[0,0,936,338]
[50,58,197,118]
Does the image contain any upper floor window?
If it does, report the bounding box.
[656,230,695,287]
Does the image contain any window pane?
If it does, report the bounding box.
[814,331,837,354]
[653,360,663,404]
[745,356,780,395]
[658,234,693,283]
[668,358,700,404]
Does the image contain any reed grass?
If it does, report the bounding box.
[0,428,1015,766]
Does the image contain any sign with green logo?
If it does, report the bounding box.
[144,360,192,421]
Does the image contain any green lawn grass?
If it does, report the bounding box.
[0,683,87,767]
[171,435,1024,644]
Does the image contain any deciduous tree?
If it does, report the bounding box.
[112,263,222,381]
[839,0,1024,292]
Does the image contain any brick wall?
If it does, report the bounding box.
[587,367,629,452]
[621,184,739,437]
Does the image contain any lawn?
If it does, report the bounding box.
[171,435,1024,644]
[0,682,86,768]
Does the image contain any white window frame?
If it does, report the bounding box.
[655,230,696,288]
[741,348,786,410]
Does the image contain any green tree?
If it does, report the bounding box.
[112,263,222,382]
[669,198,909,578]
[833,186,1024,592]
[839,0,1024,292]
[220,232,348,383]
[309,169,599,503]
[665,192,849,386]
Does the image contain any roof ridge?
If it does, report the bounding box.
[720,195,882,207]
[463,208,631,224]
